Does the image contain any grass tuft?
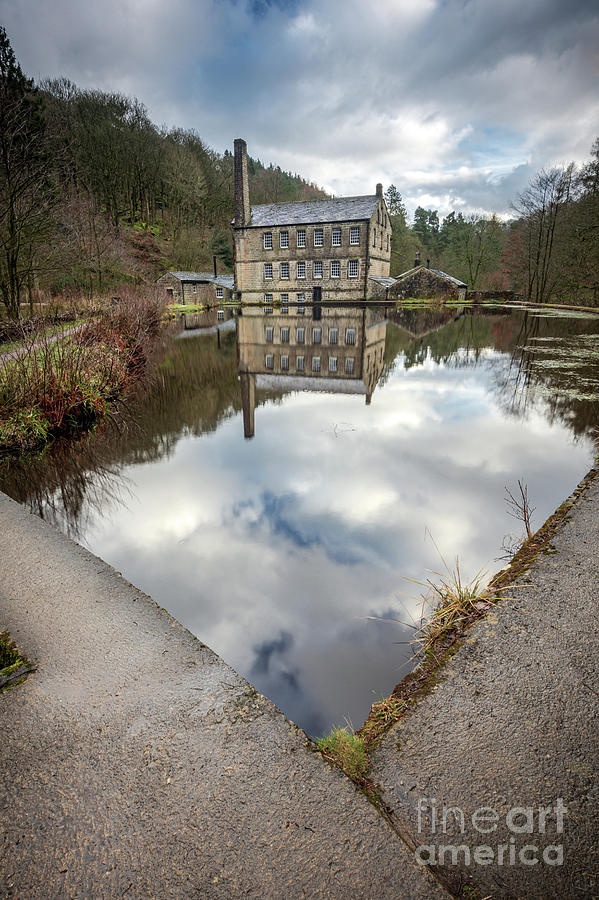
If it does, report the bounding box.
[412,558,492,659]
[316,726,369,781]
[358,696,408,744]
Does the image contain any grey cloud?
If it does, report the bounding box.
[1,0,598,215]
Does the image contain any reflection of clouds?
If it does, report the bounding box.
[72,349,594,736]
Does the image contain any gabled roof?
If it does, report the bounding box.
[164,272,235,289]
[245,195,380,228]
[395,265,467,288]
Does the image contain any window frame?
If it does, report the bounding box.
[313,228,324,247]
[297,261,306,279]
[296,229,306,248]
[332,227,341,247]
[348,259,359,278]
[264,263,273,280]
[280,262,290,280]
[313,260,323,279]
[349,226,360,245]
[279,230,289,249]
[330,260,341,278]
[263,232,273,250]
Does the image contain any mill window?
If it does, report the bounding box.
[297,261,306,279]
[332,228,341,246]
[280,262,290,279]
[264,232,273,250]
[264,263,273,280]
[330,260,340,278]
[314,228,324,247]
[350,226,360,245]
[297,229,306,248]
[280,231,289,248]
[314,261,323,278]
[348,260,359,278]
[346,328,356,345]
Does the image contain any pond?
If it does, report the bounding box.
[2,302,599,737]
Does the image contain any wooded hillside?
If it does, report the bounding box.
[1,26,597,317]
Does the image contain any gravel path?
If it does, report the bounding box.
[0,491,446,899]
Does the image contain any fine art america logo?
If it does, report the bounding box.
[415,797,566,867]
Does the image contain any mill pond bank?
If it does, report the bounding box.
[1,300,599,896]
[1,457,598,898]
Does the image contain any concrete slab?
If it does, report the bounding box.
[370,474,599,899]
[0,492,446,899]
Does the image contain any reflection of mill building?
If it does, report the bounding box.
[232,139,392,304]
[238,306,388,437]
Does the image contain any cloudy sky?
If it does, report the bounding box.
[1,0,598,218]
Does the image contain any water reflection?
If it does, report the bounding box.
[1,303,598,736]
[238,305,389,437]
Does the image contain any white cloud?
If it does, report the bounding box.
[1,0,598,216]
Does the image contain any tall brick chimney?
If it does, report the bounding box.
[376,183,383,198]
[234,138,250,228]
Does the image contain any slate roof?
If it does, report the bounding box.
[163,272,235,289]
[244,195,380,228]
[369,276,397,288]
[395,266,467,288]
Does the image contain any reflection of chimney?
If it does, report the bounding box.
[234,138,250,228]
[426,258,430,268]
[414,250,421,268]
[365,392,372,406]
[376,183,383,198]
[213,255,217,277]
[240,372,255,439]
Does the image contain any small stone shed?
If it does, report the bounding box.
[157,271,235,305]
[369,265,467,302]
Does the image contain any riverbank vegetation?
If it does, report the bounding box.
[0,287,165,455]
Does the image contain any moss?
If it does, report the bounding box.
[0,631,34,691]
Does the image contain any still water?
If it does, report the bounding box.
[2,303,599,736]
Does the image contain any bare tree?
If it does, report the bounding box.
[512,166,577,304]
[0,28,57,318]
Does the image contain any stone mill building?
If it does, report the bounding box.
[232,138,392,304]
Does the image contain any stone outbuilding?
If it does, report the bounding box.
[369,254,468,302]
[369,261,467,302]
[157,271,235,306]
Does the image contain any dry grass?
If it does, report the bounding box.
[0,286,166,454]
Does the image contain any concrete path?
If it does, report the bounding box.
[370,472,599,899]
[0,491,446,899]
